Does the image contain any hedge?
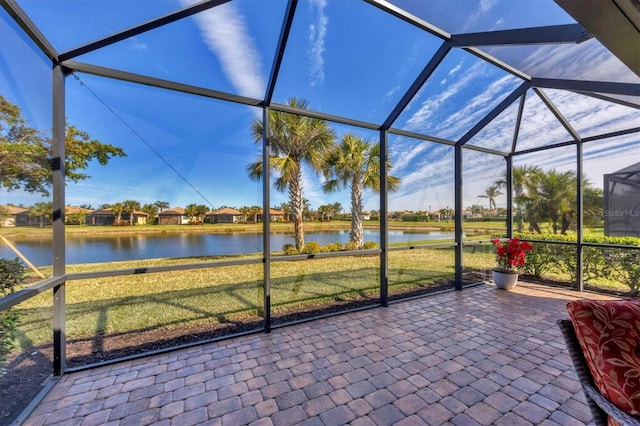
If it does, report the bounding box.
[492,232,640,294]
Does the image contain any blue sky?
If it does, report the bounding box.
[1,0,639,214]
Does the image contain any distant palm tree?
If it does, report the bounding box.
[142,203,159,225]
[249,205,261,223]
[496,165,542,232]
[478,185,503,211]
[238,206,251,223]
[123,200,140,226]
[531,170,576,234]
[322,134,400,249]
[154,200,170,212]
[247,98,335,252]
[111,202,124,225]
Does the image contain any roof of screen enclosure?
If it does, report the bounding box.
[2,0,639,157]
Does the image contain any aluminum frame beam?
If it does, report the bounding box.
[264,0,297,105]
[0,0,58,62]
[457,81,531,146]
[534,88,582,142]
[59,0,232,62]
[63,60,263,107]
[381,41,451,130]
[532,77,640,96]
[450,24,591,47]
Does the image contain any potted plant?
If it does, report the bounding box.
[491,237,534,290]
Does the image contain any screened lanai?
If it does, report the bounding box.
[0,0,639,424]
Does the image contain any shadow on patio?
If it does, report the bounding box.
[23,282,620,426]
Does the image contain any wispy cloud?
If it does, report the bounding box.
[308,0,328,87]
[489,38,640,84]
[436,74,520,138]
[404,59,483,135]
[129,38,148,51]
[461,0,497,32]
[180,0,265,98]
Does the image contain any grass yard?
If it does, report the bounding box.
[12,247,476,353]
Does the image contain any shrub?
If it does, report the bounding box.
[302,242,321,254]
[0,258,25,371]
[323,242,343,252]
[344,241,358,251]
[282,244,298,255]
[494,232,640,292]
[363,241,377,249]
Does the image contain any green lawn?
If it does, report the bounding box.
[12,246,474,349]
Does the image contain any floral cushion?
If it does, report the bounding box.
[567,299,640,417]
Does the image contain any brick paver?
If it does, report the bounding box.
[23,282,619,425]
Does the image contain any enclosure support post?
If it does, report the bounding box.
[262,107,272,332]
[454,145,463,290]
[379,129,389,306]
[506,155,514,237]
[52,64,66,376]
[576,142,584,292]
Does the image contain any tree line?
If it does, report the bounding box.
[483,165,604,234]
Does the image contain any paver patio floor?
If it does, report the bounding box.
[23,282,621,426]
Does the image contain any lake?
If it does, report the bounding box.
[0,229,458,266]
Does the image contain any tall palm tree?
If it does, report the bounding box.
[496,165,542,232]
[322,134,400,249]
[478,185,503,211]
[247,98,335,252]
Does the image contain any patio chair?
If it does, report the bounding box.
[557,319,640,426]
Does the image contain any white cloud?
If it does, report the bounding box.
[461,0,497,32]
[180,0,265,99]
[130,38,148,51]
[404,60,485,135]
[435,74,519,138]
[448,63,462,76]
[308,0,328,87]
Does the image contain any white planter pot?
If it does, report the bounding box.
[492,269,519,290]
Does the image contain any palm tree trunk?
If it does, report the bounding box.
[350,181,364,249]
[289,169,305,252]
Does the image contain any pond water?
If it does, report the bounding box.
[0,229,458,266]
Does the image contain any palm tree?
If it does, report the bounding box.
[142,203,159,225]
[322,134,400,249]
[248,205,261,223]
[247,98,335,252]
[530,169,576,234]
[111,202,124,225]
[154,200,170,212]
[478,185,503,212]
[496,165,542,232]
[238,206,251,223]
[122,200,140,226]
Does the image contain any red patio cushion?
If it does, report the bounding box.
[567,299,640,418]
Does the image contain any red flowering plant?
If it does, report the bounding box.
[492,238,534,273]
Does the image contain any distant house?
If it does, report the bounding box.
[65,206,93,225]
[257,209,286,223]
[206,207,242,224]
[87,208,148,226]
[0,205,28,227]
[17,208,53,227]
[158,207,189,225]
